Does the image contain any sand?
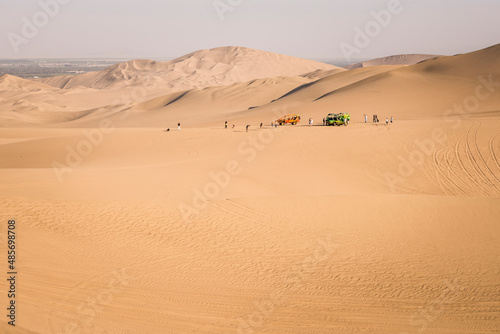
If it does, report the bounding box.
[0,45,499,334]
[345,54,442,70]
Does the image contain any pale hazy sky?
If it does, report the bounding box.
[1,0,499,60]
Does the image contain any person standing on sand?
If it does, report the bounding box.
[391,116,393,123]
[364,114,368,123]
[323,118,326,126]
[178,122,181,130]
[232,124,235,129]
[260,123,263,129]
[246,125,250,132]
[225,121,228,129]
[386,117,389,125]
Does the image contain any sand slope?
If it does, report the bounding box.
[2,47,342,127]
[0,44,499,334]
[38,47,340,91]
[243,44,500,124]
[3,45,499,128]
[1,121,499,334]
[345,54,442,69]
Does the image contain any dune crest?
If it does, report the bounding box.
[2,44,500,127]
[345,54,442,69]
[1,44,500,334]
[38,46,340,92]
[0,74,57,92]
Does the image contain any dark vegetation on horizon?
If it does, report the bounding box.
[0,57,366,79]
[0,59,122,79]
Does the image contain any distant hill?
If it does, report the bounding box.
[2,44,500,127]
[38,46,342,92]
[345,54,442,69]
[0,74,57,91]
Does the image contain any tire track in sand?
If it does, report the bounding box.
[432,134,471,196]
[464,121,497,195]
[489,131,500,174]
[454,124,492,197]
[469,121,500,194]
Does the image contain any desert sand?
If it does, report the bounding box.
[1,45,499,334]
[345,54,441,70]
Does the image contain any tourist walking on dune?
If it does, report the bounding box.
[225,121,228,129]
[386,117,389,125]
[246,125,250,132]
[178,122,181,130]
[364,114,368,123]
[391,116,393,123]
[260,123,263,129]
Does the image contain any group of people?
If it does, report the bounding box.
[222,121,267,132]
[364,114,393,125]
[169,116,393,132]
[243,123,264,132]
[165,122,181,132]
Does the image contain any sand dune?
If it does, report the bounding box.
[240,44,500,124]
[39,47,340,91]
[345,54,442,69]
[312,45,500,118]
[1,122,499,334]
[0,74,57,92]
[4,44,499,128]
[2,47,340,126]
[0,44,499,334]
